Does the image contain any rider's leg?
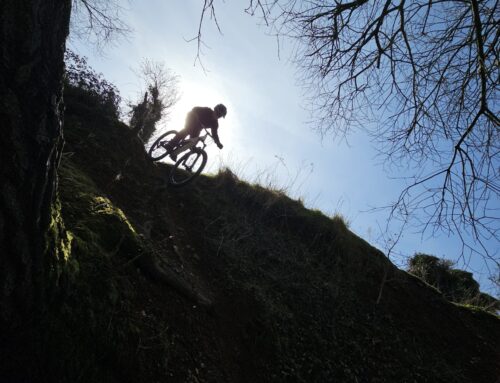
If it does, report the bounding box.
[185,112,202,137]
[164,130,188,161]
[168,112,201,160]
[169,111,198,149]
[187,127,202,141]
[168,130,187,148]
[185,113,203,140]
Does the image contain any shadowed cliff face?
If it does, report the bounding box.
[0,0,71,320]
[2,84,497,383]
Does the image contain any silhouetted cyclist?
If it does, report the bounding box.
[167,104,227,159]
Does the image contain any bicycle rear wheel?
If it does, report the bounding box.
[148,130,178,161]
[169,148,207,187]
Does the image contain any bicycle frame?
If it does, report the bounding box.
[170,127,212,157]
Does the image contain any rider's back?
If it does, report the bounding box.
[191,106,218,129]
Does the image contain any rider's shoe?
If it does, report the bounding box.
[164,142,177,161]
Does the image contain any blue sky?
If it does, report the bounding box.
[69,0,498,295]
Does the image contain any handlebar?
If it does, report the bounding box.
[179,125,220,151]
[200,126,221,148]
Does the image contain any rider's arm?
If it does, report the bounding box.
[211,125,223,149]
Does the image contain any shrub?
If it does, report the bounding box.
[408,253,499,312]
[64,50,121,118]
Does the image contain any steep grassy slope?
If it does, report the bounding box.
[169,172,500,382]
[7,85,496,383]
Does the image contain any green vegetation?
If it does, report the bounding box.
[407,253,499,313]
[3,67,498,383]
[65,50,122,119]
[31,159,164,382]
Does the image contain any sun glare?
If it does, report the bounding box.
[167,80,226,132]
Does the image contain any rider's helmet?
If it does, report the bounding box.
[214,104,227,118]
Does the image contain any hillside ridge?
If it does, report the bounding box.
[16,85,497,383]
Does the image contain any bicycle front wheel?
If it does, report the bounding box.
[148,130,178,161]
[169,148,208,187]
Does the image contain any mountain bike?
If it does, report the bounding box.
[148,128,213,187]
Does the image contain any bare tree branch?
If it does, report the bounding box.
[129,59,180,143]
[200,1,500,266]
[70,0,131,48]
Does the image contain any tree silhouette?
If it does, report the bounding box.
[0,0,71,317]
[199,0,499,263]
[65,50,122,118]
[0,0,129,316]
[129,60,180,144]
